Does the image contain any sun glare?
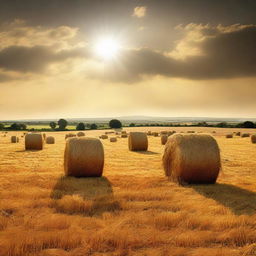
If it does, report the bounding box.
[95,37,120,60]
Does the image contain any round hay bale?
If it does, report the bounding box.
[65,133,76,139]
[161,135,168,145]
[25,133,44,150]
[101,135,108,139]
[187,131,195,133]
[77,132,85,137]
[46,136,55,144]
[121,134,128,138]
[128,132,148,151]
[147,131,152,136]
[236,132,241,136]
[64,137,104,177]
[167,131,175,137]
[110,137,117,142]
[121,131,127,135]
[153,132,159,137]
[241,133,250,138]
[226,134,233,138]
[160,131,168,135]
[11,136,19,143]
[251,134,256,144]
[162,134,221,184]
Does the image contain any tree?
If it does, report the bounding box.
[109,119,122,129]
[90,123,98,130]
[129,123,135,127]
[239,121,255,128]
[216,122,228,128]
[58,119,68,130]
[76,122,85,130]
[0,123,4,130]
[19,123,27,130]
[49,122,57,130]
[10,123,20,130]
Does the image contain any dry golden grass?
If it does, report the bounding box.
[0,127,256,256]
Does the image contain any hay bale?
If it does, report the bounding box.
[101,135,108,139]
[11,136,19,143]
[236,132,241,136]
[65,133,76,139]
[161,135,168,145]
[64,137,104,177]
[160,131,168,135]
[46,136,55,144]
[251,134,256,144]
[110,137,117,142]
[187,131,195,133]
[226,134,233,138]
[241,133,250,138]
[121,131,127,135]
[162,134,221,184]
[167,131,175,137]
[128,132,148,151]
[25,133,44,150]
[153,132,159,137]
[147,131,152,136]
[121,134,128,138]
[77,132,85,137]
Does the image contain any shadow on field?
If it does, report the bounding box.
[51,176,121,216]
[191,183,256,215]
[135,151,160,155]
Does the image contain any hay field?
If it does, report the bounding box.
[0,127,256,256]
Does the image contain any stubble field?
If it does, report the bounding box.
[0,127,256,256]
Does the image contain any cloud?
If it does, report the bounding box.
[133,6,147,18]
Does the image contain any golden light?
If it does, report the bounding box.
[95,37,120,60]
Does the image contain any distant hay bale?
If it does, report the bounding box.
[77,132,85,137]
[105,131,114,135]
[101,135,108,139]
[160,131,168,135]
[64,137,104,177]
[162,134,221,184]
[226,134,233,138]
[11,136,19,143]
[121,134,128,138]
[65,133,76,139]
[241,133,250,138]
[161,135,168,145]
[187,131,195,133]
[251,134,256,143]
[167,131,175,136]
[121,131,127,135]
[46,136,55,144]
[153,132,159,137]
[212,131,216,134]
[25,133,44,150]
[128,132,148,151]
[147,131,152,135]
[236,132,241,136]
[110,137,117,142]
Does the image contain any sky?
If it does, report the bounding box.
[0,0,256,120]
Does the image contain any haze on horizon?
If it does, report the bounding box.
[0,0,256,120]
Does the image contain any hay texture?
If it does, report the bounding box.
[241,133,250,138]
[43,133,46,140]
[64,137,104,177]
[77,132,85,137]
[11,136,19,143]
[25,133,44,150]
[161,135,168,145]
[110,137,117,142]
[46,136,55,144]
[162,134,221,184]
[251,134,256,144]
[226,134,233,138]
[128,132,148,151]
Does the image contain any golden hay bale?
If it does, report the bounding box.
[162,134,221,184]
[101,135,108,139]
[64,137,104,177]
[121,134,128,138]
[161,135,168,145]
[147,131,152,135]
[65,133,76,139]
[110,137,117,142]
[121,131,127,134]
[167,131,175,136]
[241,133,250,138]
[77,132,85,137]
[251,134,256,144]
[160,131,168,135]
[46,136,55,144]
[153,132,159,137]
[226,134,233,138]
[128,132,148,151]
[25,133,44,150]
[11,136,19,143]
[236,131,241,136]
[187,131,195,133]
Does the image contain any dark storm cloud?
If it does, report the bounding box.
[0,45,87,73]
[101,25,256,82]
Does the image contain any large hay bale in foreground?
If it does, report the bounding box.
[46,136,55,144]
[251,134,256,144]
[226,134,233,138]
[241,133,250,138]
[64,137,104,177]
[163,134,221,184]
[25,133,44,150]
[161,135,168,145]
[77,132,85,137]
[11,136,19,143]
[128,132,148,151]
[110,137,117,142]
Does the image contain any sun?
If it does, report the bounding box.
[95,37,120,60]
